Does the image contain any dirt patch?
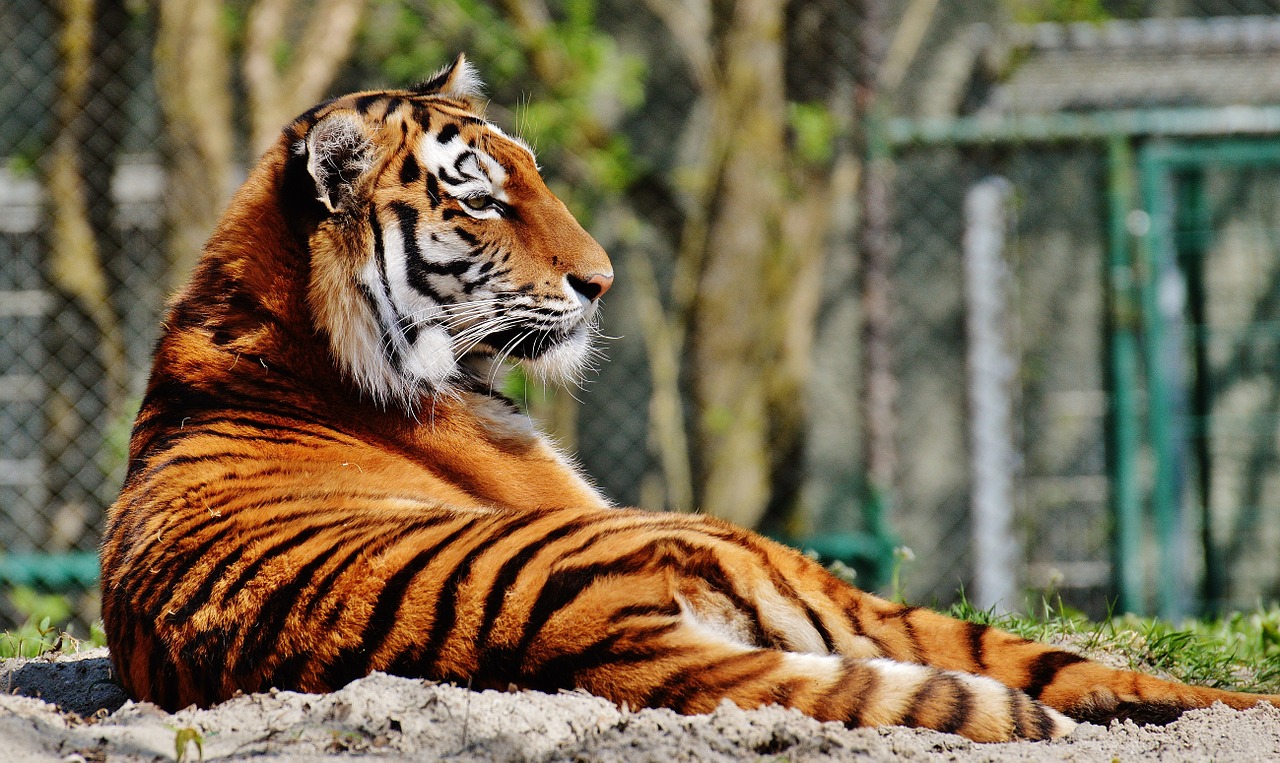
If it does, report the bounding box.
[3,648,1279,761]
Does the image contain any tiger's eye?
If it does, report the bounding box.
[461,195,495,211]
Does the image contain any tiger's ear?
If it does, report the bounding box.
[413,53,484,100]
[303,112,375,214]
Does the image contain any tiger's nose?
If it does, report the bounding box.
[568,272,614,301]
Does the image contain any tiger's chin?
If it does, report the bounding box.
[519,327,594,386]
[461,322,594,391]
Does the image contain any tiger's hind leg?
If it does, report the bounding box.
[511,579,1075,742]
[672,529,1280,730]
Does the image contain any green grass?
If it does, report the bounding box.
[950,594,1280,695]
[0,587,106,658]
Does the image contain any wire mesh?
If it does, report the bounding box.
[4,0,1280,635]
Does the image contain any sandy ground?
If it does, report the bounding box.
[3,648,1280,761]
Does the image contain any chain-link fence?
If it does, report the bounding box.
[5,0,1280,634]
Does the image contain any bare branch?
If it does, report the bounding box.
[285,0,367,108]
[246,0,368,153]
[879,0,940,93]
[243,0,292,150]
[639,0,714,90]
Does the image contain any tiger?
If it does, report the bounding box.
[100,55,1279,743]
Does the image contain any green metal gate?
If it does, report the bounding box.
[1113,138,1280,619]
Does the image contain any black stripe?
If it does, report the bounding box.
[179,622,237,701]
[1034,702,1058,738]
[474,521,654,678]
[965,620,988,671]
[425,174,441,207]
[266,650,314,692]
[355,94,381,114]
[437,166,465,186]
[202,416,349,445]
[1008,687,1029,739]
[897,674,936,729]
[916,673,970,734]
[138,493,371,614]
[802,604,837,654]
[509,546,659,667]
[651,651,777,711]
[299,514,457,618]
[370,210,418,347]
[474,518,595,649]
[126,469,303,598]
[137,378,335,443]
[319,519,477,687]
[817,658,873,726]
[354,279,406,375]
[232,523,372,676]
[135,500,294,615]
[394,202,450,303]
[386,512,546,675]
[400,154,421,185]
[874,605,922,661]
[411,103,432,130]
[436,123,460,144]
[147,528,244,622]
[452,151,479,179]
[612,601,683,622]
[674,542,769,646]
[425,256,472,278]
[1023,651,1087,699]
[217,521,337,605]
[291,99,337,132]
[524,622,677,691]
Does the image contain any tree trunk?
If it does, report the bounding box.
[855,0,899,512]
[681,0,790,526]
[153,0,237,283]
[44,0,132,543]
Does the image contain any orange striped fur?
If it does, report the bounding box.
[101,56,1278,742]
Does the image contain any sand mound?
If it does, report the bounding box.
[4,648,1279,761]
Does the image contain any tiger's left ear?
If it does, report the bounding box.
[304,112,375,214]
[413,53,484,100]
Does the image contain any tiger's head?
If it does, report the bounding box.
[283,55,613,408]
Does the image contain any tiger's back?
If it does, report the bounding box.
[102,56,1279,741]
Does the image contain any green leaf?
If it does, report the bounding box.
[175,727,204,763]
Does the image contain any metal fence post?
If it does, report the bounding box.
[1105,135,1145,614]
[1138,144,1190,621]
[963,176,1018,612]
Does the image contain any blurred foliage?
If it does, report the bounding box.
[788,102,839,167]
[351,0,646,218]
[1004,0,1112,23]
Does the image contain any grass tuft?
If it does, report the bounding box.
[0,587,107,659]
[949,592,1280,694]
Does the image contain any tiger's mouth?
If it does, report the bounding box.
[474,322,586,361]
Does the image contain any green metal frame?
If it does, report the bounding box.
[0,551,98,590]
[1105,136,1144,614]
[1133,139,1280,618]
[887,107,1280,616]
